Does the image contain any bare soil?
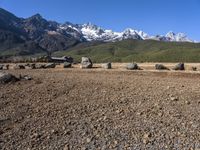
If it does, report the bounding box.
[0,64,200,149]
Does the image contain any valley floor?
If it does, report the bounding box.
[0,66,200,149]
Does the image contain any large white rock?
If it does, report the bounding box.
[80,57,93,68]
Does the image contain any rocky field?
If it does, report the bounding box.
[0,66,200,149]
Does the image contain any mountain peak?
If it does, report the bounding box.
[166,31,176,36]
[165,31,192,42]
[30,13,43,20]
[0,8,196,43]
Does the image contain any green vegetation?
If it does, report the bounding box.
[53,39,200,63]
[1,39,200,62]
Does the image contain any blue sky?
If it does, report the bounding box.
[0,0,200,40]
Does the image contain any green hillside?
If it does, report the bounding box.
[53,39,200,63]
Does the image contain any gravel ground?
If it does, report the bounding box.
[0,68,200,150]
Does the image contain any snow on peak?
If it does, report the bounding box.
[55,22,195,43]
[166,31,193,42]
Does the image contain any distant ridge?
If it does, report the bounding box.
[0,7,200,62]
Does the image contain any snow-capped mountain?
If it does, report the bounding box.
[0,7,197,56]
[165,31,192,42]
[58,22,194,43]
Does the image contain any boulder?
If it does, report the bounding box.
[101,62,112,69]
[30,64,36,69]
[24,63,30,67]
[3,64,9,70]
[0,64,4,70]
[35,64,46,69]
[126,63,139,70]
[173,63,185,70]
[81,57,93,68]
[0,64,9,70]
[155,64,169,70]
[0,72,18,84]
[13,64,25,69]
[45,63,56,69]
[63,62,72,68]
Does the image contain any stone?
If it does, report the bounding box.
[191,66,197,71]
[3,64,9,70]
[101,62,112,69]
[63,62,72,68]
[0,72,18,84]
[185,101,190,105]
[86,138,91,143]
[0,64,4,70]
[170,96,178,101]
[24,63,30,67]
[172,63,185,70]
[13,64,25,69]
[45,63,56,68]
[30,64,36,69]
[155,64,169,70]
[21,75,32,80]
[126,63,139,70]
[81,57,93,68]
[35,64,46,69]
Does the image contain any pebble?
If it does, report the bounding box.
[170,96,178,101]
[185,101,190,105]
[86,138,91,143]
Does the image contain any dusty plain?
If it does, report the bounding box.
[0,63,200,149]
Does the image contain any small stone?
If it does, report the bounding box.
[116,110,120,113]
[63,145,69,150]
[191,66,197,71]
[143,133,151,144]
[51,129,55,133]
[170,96,178,101]
[46,135,51,139]
[22,75,32,80]
[143,133,151,139]
[62,126,66,130]
[114,140,118,145]
[86,138,91,143]
[185,101,190,105]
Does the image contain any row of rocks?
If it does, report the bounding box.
[80,57,112,69]
[155,63,185,71]
[126,63,186,71]
[0,58,195,71]
[79,57,189,71]
[12,63,57,69]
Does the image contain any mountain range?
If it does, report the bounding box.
[0,7,199,62]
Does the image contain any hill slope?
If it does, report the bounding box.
[53,40,200,62]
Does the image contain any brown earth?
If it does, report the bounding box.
[0,64,200,149]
